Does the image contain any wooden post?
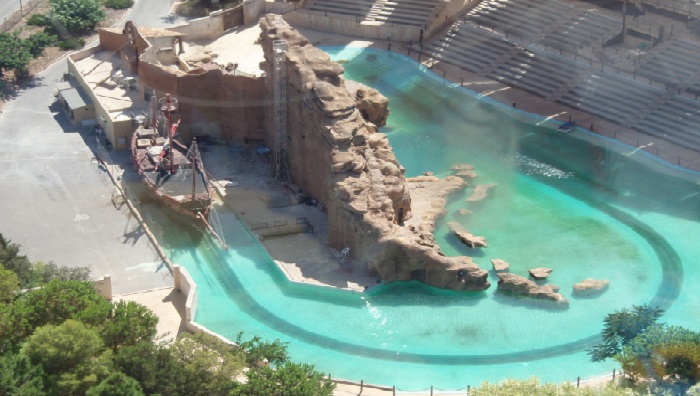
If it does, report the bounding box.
[360,380,363,395]
[393,385,396,396]
[430,385,434,395]
[577,376,580,388]
[613,369,616,381]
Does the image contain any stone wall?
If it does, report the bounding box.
[259,15,489,291]
[137,53,267,142]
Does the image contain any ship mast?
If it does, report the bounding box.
[160,94,179,174]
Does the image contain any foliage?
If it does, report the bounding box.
[0,352,46,396]
[114,342,179,395]
[241,362,335,396]
[169,332,246,396]
[49,0,105,34]
[589,304,664,362]
[26,32,59,58]
[0,234,33,286]
[236,332,289,366]
[27,13,51,27]
[0,234,91,288]
[0,266,19,303]
[32,261,92,285]
[103,0,134,9]
[86,372,144,396]
[616,324,700,385]
[0,280,111,350]
[58,38,86,50]
[469,378,634,395]
[101,300,159,353]
[23,319,112,395]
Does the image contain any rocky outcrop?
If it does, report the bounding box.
[497,273,568,306]
[573,279,609,296]
[447,222,488,248]
[345,80,389,127]
[491,259,509,272]
[466,183,497,202]
[529,267,553,279]
[259,15,489,291]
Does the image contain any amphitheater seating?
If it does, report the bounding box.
[464,0,575,41]
[307,0,375,19]
[423,23,517,72]
[633,96,700,152]
[367,0,442,27]
[558,72,664,125]
[636,39,700,88]
[307,0,441,27]
[487,49,590,98]
[540,11,621,52]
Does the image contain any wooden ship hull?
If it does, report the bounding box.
[131,127,212,221]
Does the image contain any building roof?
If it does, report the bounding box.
[60,87,93,110]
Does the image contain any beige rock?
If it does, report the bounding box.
[447,222,488,248]
[497,273,568,306]
[466,183,497,202]
[573,279,609,296]
[529,267,553,279]
[490,259,509,272]
[259,16,490,292]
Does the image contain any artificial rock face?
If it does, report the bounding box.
[259,15,489,291]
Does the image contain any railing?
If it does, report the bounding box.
[1,0,45,32]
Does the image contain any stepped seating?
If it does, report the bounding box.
[487,49,589,98]
[308,0,440,27]
[368,0,442,27]
[633,96,700,152]
[540,11,621,51]
[558,72,663,124]
[424,23,517,72]
[636,40,700,88]
[307,0,377,19]
[465,0,574,40]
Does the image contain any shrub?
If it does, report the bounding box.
[58,38,85,50]
[26,32,58,57]
[26,13,50,27]
[104,0,134,9]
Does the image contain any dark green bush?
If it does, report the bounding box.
[104,0,134,9]
[26,13,50,26]
[58,38,85,50]
[27,32,58,57]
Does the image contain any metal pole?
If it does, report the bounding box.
[20,0,23,13]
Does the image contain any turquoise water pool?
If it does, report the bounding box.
[149,47,700,391]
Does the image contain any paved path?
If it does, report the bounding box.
[0,0,187,294]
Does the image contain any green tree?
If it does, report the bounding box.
[0,352,46,396]
[23,319,111,396]
[616,324,700,384]
[86,372,144,396]
[101,300,158,353]
[236,332,289,366]
[169,332,246,396]
[241,362,335,396]
[0,266,19,303]
[589,304,664,362]
[49,0,105,34]
[114,342,179,395]
[0,32,32,77]
[0,280,111,350]
[0,234,33,286]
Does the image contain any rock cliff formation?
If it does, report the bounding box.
[259,15,489,291]
[497,273,569,306]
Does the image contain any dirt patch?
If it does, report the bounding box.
[0,5,129,110]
